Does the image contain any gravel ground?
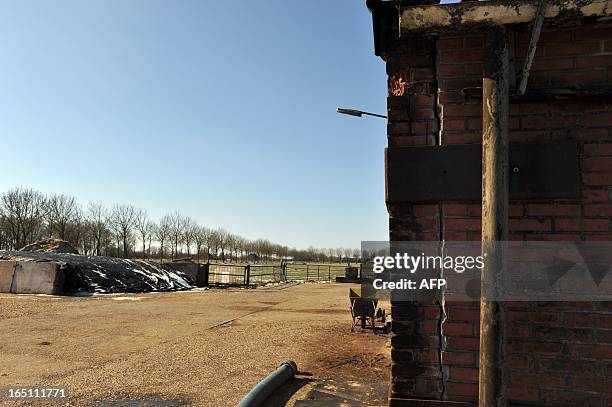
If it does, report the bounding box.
[0,283,390,406]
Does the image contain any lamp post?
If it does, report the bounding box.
[336,108,387,119]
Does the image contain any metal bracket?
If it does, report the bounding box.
[385,141,579,203]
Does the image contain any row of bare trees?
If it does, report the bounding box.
[0,187,360,263]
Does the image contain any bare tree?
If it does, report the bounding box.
[194,226,209,262]
[110,204,136,258]
[216,228,229,261]
[0,187,47,249]
[182,217,197,258]
[135,209,153,259]
[170,211,185,259]
[155,214,172,263]
[87,202,108,256]
[46,194,78,240]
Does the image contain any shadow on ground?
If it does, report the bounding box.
[262,374,315,406]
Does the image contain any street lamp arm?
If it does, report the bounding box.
[336,107,387,119]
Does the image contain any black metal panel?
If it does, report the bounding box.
[385,141,579,203]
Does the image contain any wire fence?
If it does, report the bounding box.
[206,263,358,286]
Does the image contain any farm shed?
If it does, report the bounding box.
[367,0,612,405]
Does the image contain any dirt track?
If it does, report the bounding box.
[0,283,390,406]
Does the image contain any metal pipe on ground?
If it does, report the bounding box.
[236,361,298,407]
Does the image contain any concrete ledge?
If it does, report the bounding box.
[11,261,65,295]
[400,0,612,34]
[0,261,17,292]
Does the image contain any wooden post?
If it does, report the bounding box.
[245,265,251,286]
[480,24,509,407]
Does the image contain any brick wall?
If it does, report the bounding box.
[387,25,612,406]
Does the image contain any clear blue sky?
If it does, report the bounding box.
[0,0,388,249]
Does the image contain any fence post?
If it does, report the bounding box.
[317,265,320,281]
[197,263,210,287]
[328,265,331,281]
[245,264,251,286]
[306,265,309,281]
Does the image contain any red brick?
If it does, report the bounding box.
[508,310,560,324]
[412,68,434,81]
[596,329,612,343]
[449,307,480,322]
[444,119,466,131]
[419,320,438,335]
[510,372,565,388]
[445,382,478,397]
[507,386,539,402]
[527,204,581,217]
[441,78,480,92]
[443,351,475,366]
[577,54,612,68]
[445,218,481,231]
[439,49,482,64]
[410,121,438,136]
[555,218,610,231]
[444,133,481,144]
[443,204,470,216]
[412,108,435,120]
[388,122,411,135]
[467,118,481,130]
[464,63,483,75]
[532,57,575,71]
[549,69,607,86]
[446,337,480,351]
[571,343,612,359]
[508,354,532,370]
[539,357,599,374]
[519,29,572,44]
[526,233,581,241]
[582,188,609,202]
[444,231,468,240]
[584,143,612,156]
[584,157,612,172]
[437,37,464,50]
[545,42,601,56]
[508,341,563,355]
[413,94,434,106]
[564,312,612,329]
[413,204,439,216]
[533,325,593,342]
[507,324,531,338]
[585,204,612,216]
[522,115,577,129]
[541,389,605,405]
[580,112,612,127]
[390,135,428,147]
[438,64,465,76]
[449,367,478,382]
[443,104,482,117]
[438,92,464,104]
[583,173,612,186]
[572,376,612,393]
[575,27,612,40]
[443,322,474,336]
[510,218,552,231]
